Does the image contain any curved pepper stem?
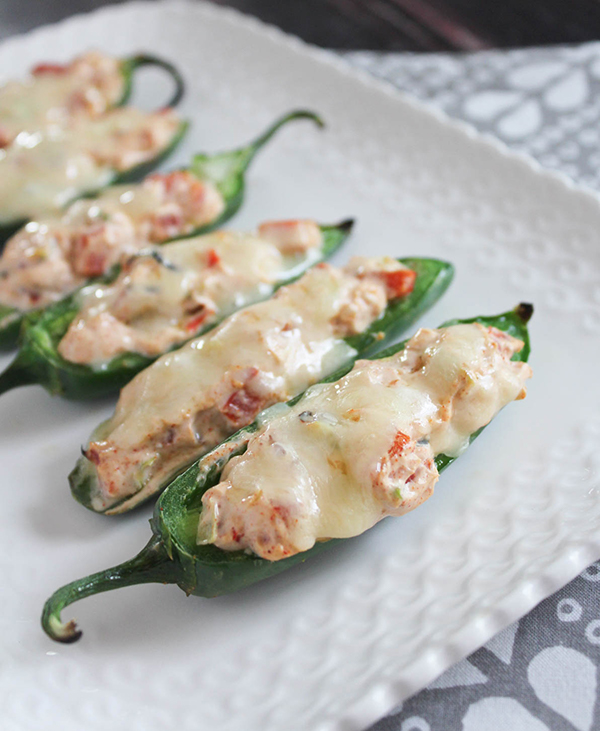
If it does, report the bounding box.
[121,54,186,109]
[41,535,179,643]
[242,109,325,163]
[190,110,324,199]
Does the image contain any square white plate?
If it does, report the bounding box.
[1,3,599,730]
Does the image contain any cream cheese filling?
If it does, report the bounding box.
[58,227,323,366]
[83,258,416,512]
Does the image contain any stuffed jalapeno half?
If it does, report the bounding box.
[67,255,453,515]
[0,51,185,148]
[0,218,352,399]
[0,110,323,347]
[42,304,532,643]
[0,106,188,243]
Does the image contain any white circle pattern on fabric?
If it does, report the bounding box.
[400,717,430,731]
[585,620,600,646]
[582,563,600,582]
[557,598,583,622]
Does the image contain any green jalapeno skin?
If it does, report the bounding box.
[41,303,532,643]
[68,256,454,515]
[118,54,186,110]
[0,110,325,348]
[0,219,354,400]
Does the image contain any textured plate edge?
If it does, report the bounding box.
[3,3,600,730]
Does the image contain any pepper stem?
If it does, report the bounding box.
[189,110,324,196]
[515,302,534,324]
[241,109,325,166]
[122,54,186,109]
[41,535,179,643]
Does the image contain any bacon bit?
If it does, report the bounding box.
[379,269,417,299]
[32,62,68,75]
[29,292,41,304]
[206,248,220,268]
[389,431,410,459]
[231,528,243,542]
[222,388,263,426]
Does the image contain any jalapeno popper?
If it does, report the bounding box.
[0,51,184,148]
[42,305,532,643]
[0,106,188,242]
[0,110,323,346]
[68,256,453,515]
[0,218,352,398]
[0,51,185,243]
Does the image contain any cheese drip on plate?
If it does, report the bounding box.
[83,256,416,512]
[197,323,533,560]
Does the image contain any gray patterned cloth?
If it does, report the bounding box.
[342,45,600,731]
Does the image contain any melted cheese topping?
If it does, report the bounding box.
[0,171,224,312]
[0,52,124,147]
[84,258,413,512]
[99,265,360,450]
[0,107,181,223]
[57,227,322,365]
[197,324,532,560]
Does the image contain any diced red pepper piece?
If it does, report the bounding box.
[380,269,416,299]
[206,248,220,267]
[222,388,263,426]
[185,312,209,332]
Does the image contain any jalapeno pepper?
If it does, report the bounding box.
[66,256,453,516]
[0,109,188,248]
[0,218,354,400]
[1,219,354,399]
[41,303,531,642]
[0,52,188,245]
[1,52,185,144]
[0,110,324,349]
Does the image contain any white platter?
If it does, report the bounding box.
[1,2,600,730]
